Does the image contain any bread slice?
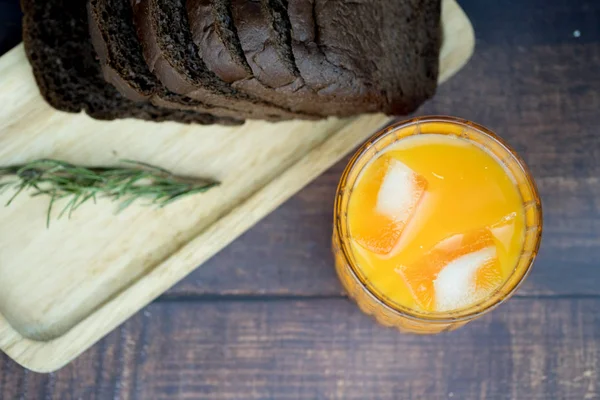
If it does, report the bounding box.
[189,0,439,118]
[220,0,440,117]
[21,0,240,125]
[87,0,155,103]
[187,0,251,83]
[187,0,337,117]
[187,0,305,115]
[230,0,300,89]
[286,0,379,111]
[262,0,301,84]
[87,0,248,122]
[289,0,441,116]
[133,0,314,120]
[190,0,398,117]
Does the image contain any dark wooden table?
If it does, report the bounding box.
[2,0,600,398]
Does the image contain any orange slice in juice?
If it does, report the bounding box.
[395,229,503,312]
[348,155,427,254]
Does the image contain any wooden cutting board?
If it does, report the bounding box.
[0,0,474,372]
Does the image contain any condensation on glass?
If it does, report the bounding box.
[332,116,543,334]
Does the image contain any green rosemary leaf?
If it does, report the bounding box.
[0,158,219,227]
[46,193,57,229]
[6,182,26,206]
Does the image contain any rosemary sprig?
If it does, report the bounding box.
[0,159,219,227]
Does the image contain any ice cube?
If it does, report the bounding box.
[490,212,517,250]
[434,247,496,311]
[376,159,425,221]
[395,229,503,312]
[348,156,427,255]
[433,233,465,253]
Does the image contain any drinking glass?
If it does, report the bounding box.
[332,116,543,333]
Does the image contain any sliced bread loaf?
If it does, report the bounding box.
[133,0,314,120]
[87,0,247,121]
[87,0,156,103]
[263,0,301,84]
[289,0,441,115]
[286,0,380,111]
[187,0,349,117]
[230,0,300,89]
[187,0,251,83]
[208,0,440,117]
[21,0,240,125]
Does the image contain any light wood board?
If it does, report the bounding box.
[0,0,474,372]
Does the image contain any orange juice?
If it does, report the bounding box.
[333,117,542,333]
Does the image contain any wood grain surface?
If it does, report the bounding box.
[1,0,600,398]
[1,299,599,399]
[0,0,471,372]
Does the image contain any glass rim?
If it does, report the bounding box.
[334,115,543,323]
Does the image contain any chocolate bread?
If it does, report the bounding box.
[133,0,314,120]
[190,0,422,117]
[289,0,441,115]
[87,0,247,122]
[263,0,300,82]
[230,0,300,89]
[286,0,379,112]
[187,0,298,105]
[23,0,441,123]
[187,0,251,83]
[87,0,155,103]
[187,0,343,117]
[21,0,240,124]
[215,0,440,117]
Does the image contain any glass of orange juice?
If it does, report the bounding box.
[332,116,542,333]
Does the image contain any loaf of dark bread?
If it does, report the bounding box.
[187,0,346,117]
[187,0,251,83]
[216,0,441,117]
[289,0,441,116]
[23,0,441,124]
[87,0,247,123]
[133,0,315,120]
[230,0,299,89]
[287,0,376,101]
[187,0,300,111]
[263,0,301,84]
[87,0,156,103]
[21,0,240,124]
